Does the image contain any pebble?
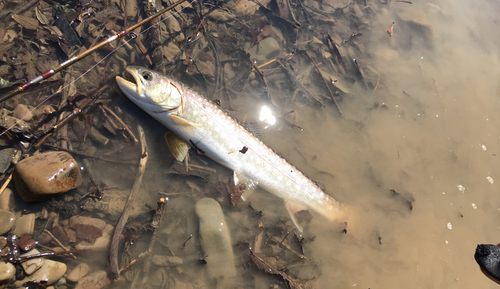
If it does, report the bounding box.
[21,248,44,275]
[246,37,280,61]
[0,188,14,210]
[0,148,16,174]
[66,263,90,283]
[74,270,111,289]
[0,261,15,282]
[18,234,36,252]
[12,104,33,121]
[69,216,106,231]
[0,209,15,235]
[195,198,236,279]
[75,224,113,250]
[15,259,66,285]
[13,151,82,202]
[11,213,35,236]
[81,188,152,222]
[0,111,30,131]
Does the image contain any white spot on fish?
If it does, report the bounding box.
[202,116,207,121]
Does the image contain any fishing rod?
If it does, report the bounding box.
[0,0,189,104]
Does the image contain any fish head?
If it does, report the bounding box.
[116,66,182,112]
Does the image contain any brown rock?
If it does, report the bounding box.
[18,234,36,252]
[13,152,82,202]
[12,104,33,121]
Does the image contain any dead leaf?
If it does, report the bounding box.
[256,25,271,43]
[3,30,16,42]
[35,7,50,25]
[387,22,394,37]
[12,14,40,30]
[251,251,316,289]
[84,115,94,140]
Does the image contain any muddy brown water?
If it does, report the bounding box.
[86,0,500,287]
[4,0,500,287]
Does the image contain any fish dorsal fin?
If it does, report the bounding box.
[164,132,190,162]
[170,114,202,127]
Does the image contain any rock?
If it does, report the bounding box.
[208,10,233,22]
[246,37,281,61]
[69,216,106,231]
[395,5,434,48]
[0,209,15,235]
[151,255,183,267]
[81,188,152,222]
[324,0,351,9]
[13,152,82,202]
[75,224,113,250]
[0,109,30,131]
[15,259,66,285]
[18,234,36,252]
[21,248,44,275]
[11,213,35,236]
[0,188,14,210]
[195,198,236,279]
[0,261,15,282]
[12,104,33,121]
[74,270,111,289]
[66,263,90,283]
[0,148,16,173]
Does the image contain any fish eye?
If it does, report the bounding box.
[142,71,153,81]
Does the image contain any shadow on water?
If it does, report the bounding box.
[0,0,500,287]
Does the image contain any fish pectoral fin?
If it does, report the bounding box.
[230,171,258,206]
[285,201,308,233]
[170,115,202,127]
[165,132,190,162]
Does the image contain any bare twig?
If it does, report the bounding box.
[101,106,138,142]
[110,126,148,278]
[0,172,13,196]
[43,229,76,259]
[304,51,343,115]
[119,198,168,276]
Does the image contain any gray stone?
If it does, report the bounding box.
[13,152,82,202]
[12,104,33,121]
[0,148,16,173]
[246,37,281,61]
[195,198,236,279]
[0,209,15,235]
[0,261,15,282]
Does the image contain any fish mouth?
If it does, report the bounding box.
[116,67,143,98]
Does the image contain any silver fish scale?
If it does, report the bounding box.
[174,82,344,222]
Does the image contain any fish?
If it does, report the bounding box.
[116,66,346,228]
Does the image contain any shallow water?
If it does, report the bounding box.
[3,0,500,287]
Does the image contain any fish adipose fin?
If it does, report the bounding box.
[165,132,190,162]
[170,115,202,127]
